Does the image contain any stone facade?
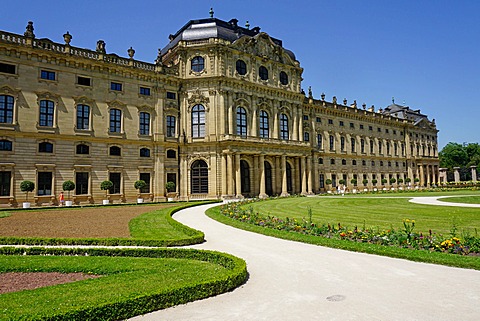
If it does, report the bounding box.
[0,18,439,206]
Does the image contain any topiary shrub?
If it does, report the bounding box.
[62,180,75,200]
[100,180,113,198]
[325,179,332,185]
[390,178,396,185]
[20,180,35,202]
[362,179,368,186]
[165,181,176,193]
[134,180,147,192]
[351,179,357,186]
[372,179,378,186]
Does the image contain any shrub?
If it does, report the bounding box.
[390,178,396,184]
[339,179,345,185]
[100,180,113,198]
[325,179,332,185]
[351,179,357,186]
[62,180,75,200]
[134,180,147,191]
[381,178,388,185]
[20,180,35,202]
[362,179,368,186]
[405,177,412,183]
[372,179,378,185]
[398,178,404,184]
[165,181,176,193]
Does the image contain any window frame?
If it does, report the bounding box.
[139,111,150,136]
[259,110,269,138]
[140,147,151,158]
[37,171,53,196]
[279,113,289,140]
[259,66,269,81]
[236,59,247,75]
[279,71,288,85]
[0,95,14,124]
[166,115,176,137]
[191,104,206,138]
[109,108,122,133]
[191,56,205,73]
[40,70,56,81]
[76,104,90,130]
[0,139,12,151]
[38,141,53,153]
[236,107,247,137]
[39,100,55,127]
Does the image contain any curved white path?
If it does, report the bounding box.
[409,195,480,207]
[130,203,480,321]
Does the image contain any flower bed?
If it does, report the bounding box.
[220,199,480,256]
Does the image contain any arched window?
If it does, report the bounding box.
[191,56,204,72]
[330,158,335,165]
[340,136,345,151]
[329,135,335,150]
[342,159,347,165]
[279,113,289,140]
[317,134,323,149]
[378,141,383,154]
[191,160,208,194]
[361,139,365,153]
[240,160,250,193]
[279,71,288,85]
[139,112,150,135]
[39,100,54,127]
[351,137,356,153]
[259,110,269,138]
[236,60,247,75]
[236,107,247,137]
[259,66,268,80]
[110,108,122,133]
[76,144,89,155]
[76,104,90,130]
[0,139,12,151]
[110,146,121,156]
[370,139,374,154]
[0,95,14,124]
[166,149,176,159]
[140,148,151,157]
[191,104,205,138]
[318,158,323,165]
[39,142,53,153]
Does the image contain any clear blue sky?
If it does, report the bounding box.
[3,0,479,149]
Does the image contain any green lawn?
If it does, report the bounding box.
[248,191,480,235]
[440,196,480,204]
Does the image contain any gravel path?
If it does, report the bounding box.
[409,196,480,207]
[131,203,480,321]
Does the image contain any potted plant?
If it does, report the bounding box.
[62,180,75,206]
[165,181,176,201]
[372,179,378,191]
[339,179,345,185]
[100,180,113,205]
[414,177,420,189]
[405,177,412,189]
[134,180,147,203]
[350,178,358,193]
[397,178,404,190]
[20,180,35,208]
[381,178,388,190]
[362,179,368,192]
[325,178,332,193]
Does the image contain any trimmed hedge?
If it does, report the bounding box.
[0,201,217,247]
[0,247,248,320]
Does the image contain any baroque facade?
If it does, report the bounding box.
[0,17,439,206]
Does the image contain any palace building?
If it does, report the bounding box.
[0,16,439,206]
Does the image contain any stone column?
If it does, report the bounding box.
[454,167,460,183]
[281,154,289,197]
[235,153,243,198]
[254,155,259,196]
[292,105,298,141]
[227,152,234,196]
[301,156,307,195]
[275,156,281,194]
[307,156,313,194]
[259,154,267,198]
[252,108,257,137]
[298,108,303,142]
[221,153,227,197]
[426,165,431,186]
[181,154,189,201]
[228,99,234,136]
[273,112,279,139]
[471,166,477,182]
[313,154,319,193]
[419,164,425,186]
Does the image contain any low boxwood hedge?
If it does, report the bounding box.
[0,247,248,320]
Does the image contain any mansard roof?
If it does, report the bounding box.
[383,103,436,129]
[161,17,296,60]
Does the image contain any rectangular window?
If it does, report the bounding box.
[166,92,176,99]
[0,95,14,124]
[378,127,381,132]
[39,100,54,127]
[110,82,122,91]
[140,87,151,96]
[167,173,177,191]
[329,135,335,150]
[350,122,354,128]
[109,109,122,133]
[319,174,325,189]
[0,171,11,196]
[317,134,322,149]
[37,172,52,196]
[77,76,91,86]
[385,129,389,133]
[139,112,150,135]
[76,104,90,130]
[316,117,321,123]
[328,119,333,125]
[369,126,373,131]
[304,132,310,142]
[109,172,121,194]
[139,173,150,193]
[40,70,56,81]
[360,124,364,129]
[0,62,16,74]
[75,172,89,195]
[303,115,309,120]
[166,115,176,137]
[339,121,344,126]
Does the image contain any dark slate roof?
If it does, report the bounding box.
[160,17,296,60]
[382,103,431,124]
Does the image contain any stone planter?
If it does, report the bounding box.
[23,202,30,209]
[65,200,73,207]
[137,198,144,203]
[167,197,174,202]
[102,199,109,205]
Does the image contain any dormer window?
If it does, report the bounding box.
[191,56,204,72]
[259,66,268,81]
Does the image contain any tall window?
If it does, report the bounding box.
[236,107,247,137]
[39,100,54,127]
[317,134,323,149]
[139,173,150,193]
[350,138,355,153]
[166,115,176,137]
[191,160,208,194]
[191,56,204,72]
[304,132,310,142]
[236,59,247,75]
[361,139,365,153]
[75,172,89,195]
[139,112,150,135]
[109,173,121,194]
[76,104,90,130]
[109,108,122,133]
[279,71,288,85]
[0,95,14,124]
[329,135,335,150]
[279,113,289,140]
[340,136,345,151]
[140,148,150,157]
[37,172,52,196]
[259,110,269,138]
[370,139,374,154]
[394,142,398,155]
[319,173,325,189]
[191,104,205,138]
[0,171,11,196]
[386,142,391,155]
[378,141,383,154]
[259,66,268,80]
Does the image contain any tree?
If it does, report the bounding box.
[100,180,113,198]
[390,178,396,185]
[134,180,147,193]
[20,180,35,202]
[62,180,75,200]
[439,142,473,169]
[350,179,357,186]
[165,181,176,193]
[372,179,378,186]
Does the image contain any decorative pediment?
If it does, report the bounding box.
[187,89,210,108]
[0,85,20,96]
[136,104,154,113]
[35,91,60,103]
[106,99,126,109]
[72,95,95,106]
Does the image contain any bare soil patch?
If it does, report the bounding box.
[0,204,176,238]
[0,272,101,294]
